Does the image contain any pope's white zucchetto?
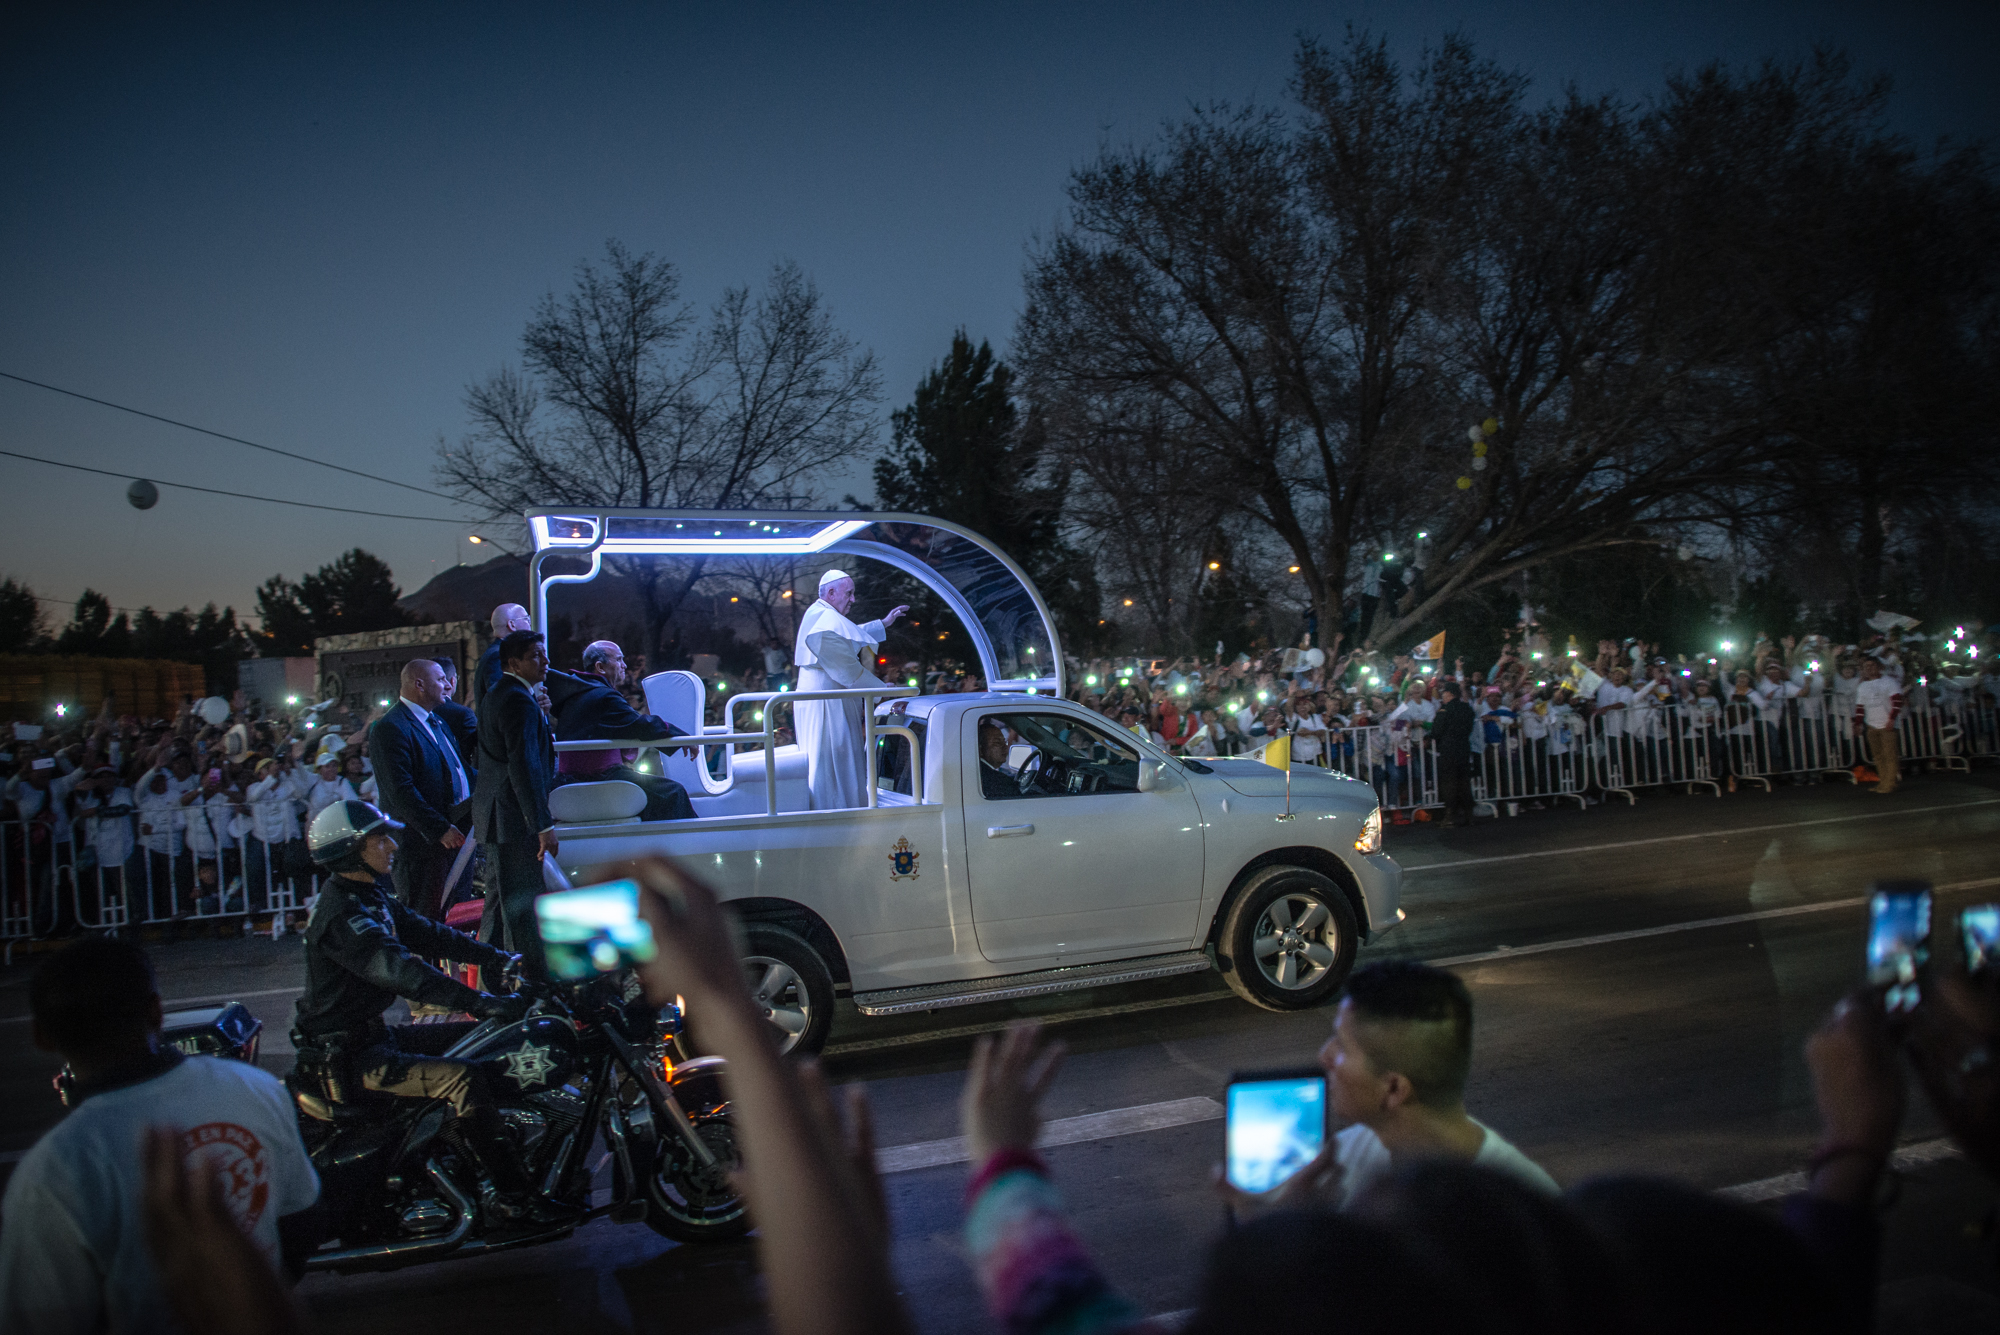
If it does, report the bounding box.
[818,569,851,588]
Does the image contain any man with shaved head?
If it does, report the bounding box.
[543,640,695,821]
[474,603,531,713]
[368,658,475,918]
[1313,961,1556,1207]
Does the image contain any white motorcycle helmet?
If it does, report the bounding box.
[308,799,405,874]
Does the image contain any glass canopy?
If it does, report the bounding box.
[524,508,1063,694]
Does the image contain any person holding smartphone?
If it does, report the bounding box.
[1308,961,1556,1207]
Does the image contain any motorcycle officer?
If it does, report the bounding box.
[292,799,575,1224]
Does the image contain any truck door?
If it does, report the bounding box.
[961,707,1204,964]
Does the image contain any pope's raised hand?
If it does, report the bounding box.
[882,605,910,628]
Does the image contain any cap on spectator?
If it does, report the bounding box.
[254,757,276,774]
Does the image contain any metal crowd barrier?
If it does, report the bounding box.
[1220,693,1999,819]
[2,794,326,944]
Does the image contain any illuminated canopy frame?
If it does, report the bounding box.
[525,509,1064,694]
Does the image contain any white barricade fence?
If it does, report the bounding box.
[2,792,324,941]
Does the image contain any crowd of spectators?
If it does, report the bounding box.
[0,685,420,926]
[1054,619,1999,814]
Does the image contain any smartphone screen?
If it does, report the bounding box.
[535,878,658,980]
[1867,887,1932,1013]
[1225,1069,1328,1193]
[1962,904,2000,974]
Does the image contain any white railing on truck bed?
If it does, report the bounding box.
[552,684,921,817]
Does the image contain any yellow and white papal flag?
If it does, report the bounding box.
[1411,632,1445,662]
[1261,733,1291,770]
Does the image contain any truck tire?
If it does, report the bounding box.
[1215,866,1358,1012]
[741,924,835,1057]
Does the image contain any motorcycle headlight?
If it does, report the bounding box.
[1355,806,1383,854]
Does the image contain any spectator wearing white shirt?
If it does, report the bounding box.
[73,768,137,913]
[1316,961,1557,1209]
[1385,683,1436,815]
[133,768,192,917]
[1853,659,1905,795]
[1752,661,1802,775]
[0,937,319,1335]
[303,752,358,828]
[1288,698,1327,766]
[244,757,307,903]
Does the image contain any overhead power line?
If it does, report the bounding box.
[0,369,458,501]
[0,447,466,524]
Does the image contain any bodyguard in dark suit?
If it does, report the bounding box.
[543,640,696,822]
[473,603,531,713]
[1433,681,1477,828]
[369,659,476,919]
[472,629,559,977]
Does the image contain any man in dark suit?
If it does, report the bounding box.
[431,656,480,765]
[367,660,475,919]
[543,640,697,821]
[473,603,531,713]
[472,629,559,976]
[1433,680,1477,828]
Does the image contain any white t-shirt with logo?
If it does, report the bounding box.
[1332,1118,1559,1209]
[0,1055,320,1335]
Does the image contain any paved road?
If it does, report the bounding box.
[5,772,1999,1332]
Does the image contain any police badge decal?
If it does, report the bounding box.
[888,837,920,881]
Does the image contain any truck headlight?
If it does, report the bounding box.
[1355,807,1382,854]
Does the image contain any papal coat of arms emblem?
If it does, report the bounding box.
[888,837,920,880]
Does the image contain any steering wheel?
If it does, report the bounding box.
[1016,751,1046,796]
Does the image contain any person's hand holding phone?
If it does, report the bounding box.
[961,1022,1066,1165]
[1901,906,2000,1181]
[610,858,758,1025]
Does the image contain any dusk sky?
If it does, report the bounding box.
[4,2,1994,630]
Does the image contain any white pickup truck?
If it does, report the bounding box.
[518,506,1401,1054]
[546,686,1402,1055]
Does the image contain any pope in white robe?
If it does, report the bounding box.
[793,569,907,810]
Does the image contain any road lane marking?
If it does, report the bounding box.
[1717,1137,1960,1203]
[876,1096,1222,1174]
[824,990,1236,1057]
[1428,876,2000,970]
[1400,798,2000,873]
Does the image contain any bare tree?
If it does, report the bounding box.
[438,243,881,659]
[1022,34,1981,654]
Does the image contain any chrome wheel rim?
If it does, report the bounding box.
[1251,893,1337,991]
[743,956,812,1052]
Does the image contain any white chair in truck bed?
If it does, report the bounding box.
[639,669,813,816]
[547,779,646,826]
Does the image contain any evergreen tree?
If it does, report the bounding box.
[254,549,414,655]
[0,577,47,653]
[57,590,132,657]
[868,333,1099,662]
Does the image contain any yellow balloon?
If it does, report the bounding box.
[1473,441,1488,457]
[1456,476,1473,490]
[1482,417,1499,435]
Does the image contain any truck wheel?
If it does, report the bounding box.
[741,924,835,1057]
[1215,866,1358,1012]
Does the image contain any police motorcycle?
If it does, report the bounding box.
[291,976,744,1272]
[286,801,746,1273]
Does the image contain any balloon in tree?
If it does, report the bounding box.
[126,478,159,510]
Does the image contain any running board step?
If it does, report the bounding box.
[852,951,1214,1017]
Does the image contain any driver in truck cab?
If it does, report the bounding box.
[292,799,575,1225]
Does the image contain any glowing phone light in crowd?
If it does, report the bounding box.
[53,703,66,717]
[1720,641,1734,652]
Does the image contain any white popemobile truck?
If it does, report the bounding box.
[524,509,1403,1055]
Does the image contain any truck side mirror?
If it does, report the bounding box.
[1137,760,1161,793]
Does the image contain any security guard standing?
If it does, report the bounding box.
[292,799,575,1224]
